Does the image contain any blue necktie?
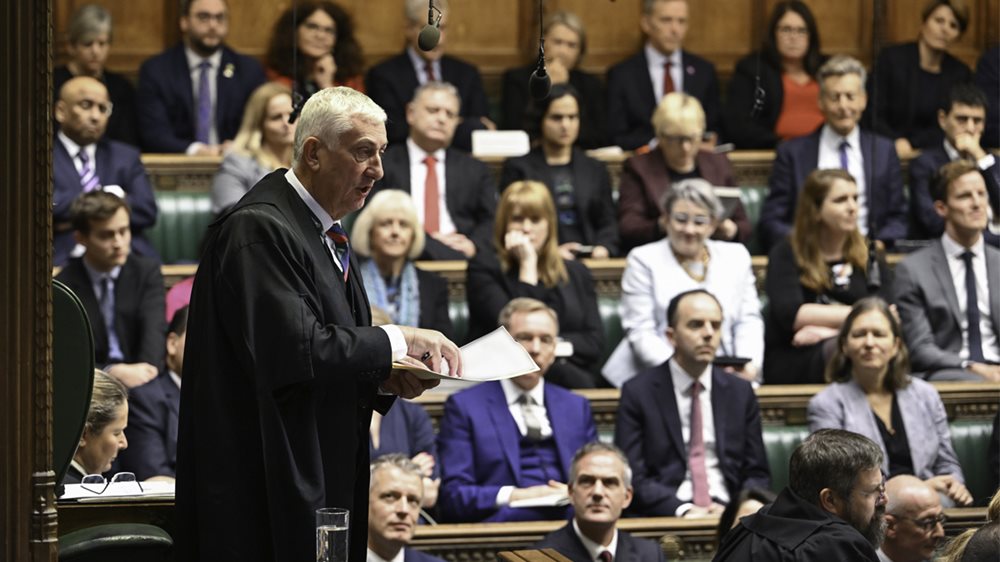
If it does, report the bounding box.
[100,276,124,362]
[326,223,351,282]
[78,150,101,192]
[195,60,212,144]
[961,250,985,363]
[838,140,850,171]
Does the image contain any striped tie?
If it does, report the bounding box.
[78,150,100,192]
[326,223,351,281]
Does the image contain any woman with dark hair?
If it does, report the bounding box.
[467,181,604,388]
[499,84,618,259]
[64,369,129,484]
[724,1,825,149]
[867,0,973,154]
[500,11,606,149]
[265,1,365,97]
[808,297,972,507]
[763,169,890,384]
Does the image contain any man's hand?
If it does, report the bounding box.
[422,477,440,508]
[725,362,758,383]
[546,59,569,85]
[397,325,463,377]
[714,218,739,241]
[509,481,567,503]
[480,116,497,131]
[192,144,223,157]
[926,475,973,506]
[683,503,725,518]
[106,362,158,388]
[894,137,915,157]
[431,232,477,258]
[968,362,1000,382]
[382,369,440,399]
[411,451,436,477]
[953,131,987,161]
[312,53,337,89]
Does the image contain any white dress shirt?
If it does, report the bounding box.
[406,138,456,235]
[366,547,404,562]
[572,518,619,561]
[495,378,554,506]
[818,125,869,235]
[184,47,223,151]
[941,233,999,362]
[57,130,96,175]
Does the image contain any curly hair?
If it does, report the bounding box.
[265,2,364,85]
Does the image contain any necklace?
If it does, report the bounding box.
[675,246,710,283]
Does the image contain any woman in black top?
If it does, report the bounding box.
[63,370,130,485]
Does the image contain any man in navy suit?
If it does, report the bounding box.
[117,305,187,481]
[55,191,165,390]
[366,455,447,562]
[371,82,497,261]
[365,0,492,152]
[908,83,1000,245]
[759,55,907,251]
[53,76,158,267]
[437,298,598,523]
[136,0,265,155]
[615,289,770,517]
[533,442,667,562]
[606,0,721,150]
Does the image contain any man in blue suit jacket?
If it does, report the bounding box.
[53,77,158,267]
[606,0,721,150]
[136,0,265,154]
[437,298,598,523]
[367,455,447,562]
[615,290,770,517]
[759,55,907,252]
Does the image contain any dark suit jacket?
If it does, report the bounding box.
[136,43,265,153]
[977,47,1000,149]
[437,380,598,522]
[907,145,1000,244]
[500,147,620,255]
[759,127,908,251]
[54,66,139,147]
[417,267,454,338]
[55,255,166,369]
[616,148,751,253]
[175,170,394,562]
[500,65,607,149]
[404,548,446,562]
[365,52,490,152]
[615,364,770,516]
[52,138,159,266]
[606,49,721,150]
[372,143,497,260]
[893,239,1000,373]
[866,42,973,149]
[371,397,439,480]
[534,522,666,562]
[117,373,179,480]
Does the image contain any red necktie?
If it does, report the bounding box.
[325,223,351,282]
[689,380,711,507]
[663,61,675,97]
[598,550,613,562]
[423,155,440,233]
[425,61,436,82]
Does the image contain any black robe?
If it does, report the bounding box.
[175,170,394,562]
[714,488,880,562]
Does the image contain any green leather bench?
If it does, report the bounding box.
[147,191,213,264]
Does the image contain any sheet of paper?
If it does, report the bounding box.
[60,480,175,502]
[509,493,570,508]
[392,326,539,382]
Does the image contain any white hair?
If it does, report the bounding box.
[292,87,386,164]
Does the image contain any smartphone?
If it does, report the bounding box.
[713,356,752,368]
[572,245,595,258]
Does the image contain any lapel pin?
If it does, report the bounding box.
[686,65,695,75]
[223,63,235,78]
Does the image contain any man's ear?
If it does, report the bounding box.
[73,229,87,248]
[55,100,68,126]
[883,514,898,539]
[818,487,844,517]
[937,109,950,132]
[665,326,675,347]
[622,486,634,510]
[301,137,322,171]
[933,199,948,219]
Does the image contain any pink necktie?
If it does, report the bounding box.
[689,380,711,507]
[423,155,440,233]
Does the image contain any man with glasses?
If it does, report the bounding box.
[437,298,597,522]
[53,76,158,267]
[878,476,946,562]
[136,0,264,154]
[715,429,887,561]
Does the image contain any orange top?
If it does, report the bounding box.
[265,67,365,94]
[774,74,824,141]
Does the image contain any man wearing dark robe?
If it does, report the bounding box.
[175,86,461,562]
[714,429,887,562]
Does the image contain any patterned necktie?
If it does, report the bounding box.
[838,140,850,171]
[100,276,124,362]
[78,150,100,192]
[518,393,544,441]
[961,250,985,362]
[663,61,675,97]
[598,550,613,562]
[195,60,212,144]
[689,380,711,507]
[326,223,351,282]
[425,61,436,83]
[424,155,440,233]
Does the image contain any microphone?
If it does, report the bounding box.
[529,54,551,100]
[418,0,442,52]
[866,237,881,292]
[288,91,305,124]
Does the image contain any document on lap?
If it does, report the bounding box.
[60,481,175,502]
[393,327,540,382]
[509,493,571,509]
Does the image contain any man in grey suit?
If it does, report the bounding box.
[894,160,1000,382]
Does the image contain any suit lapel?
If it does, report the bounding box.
[171,45,196,120]
[95,141,112,185]
[444,148,462,221]
[859,132,879,212]
[653,368,686,461]
[930,241,964,329]
[986,248,1000,338]
[215,48,234,131]
[392,145,413,194]
[710,369,728,460]
[636,52,657,118]
[545,387,574,475]
[485,383,522,483]
[802,132,821,188]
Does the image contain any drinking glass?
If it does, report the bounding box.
[316,507,349,562]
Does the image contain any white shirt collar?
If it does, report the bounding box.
[184,46,223,72]
[820,123,861,150]
[644,42,680,67]
[169,369,182,389]
[406,137,446,165]
[366,547,404,562]
[500,377,545,407]
[572,519,619,561]
[58,130,96,159]
[943,139,962,162]
[941,230,985,258]
[82,258,121,283]
[668,357,713,394]
[285,168,337,231]
[69,459,90,478]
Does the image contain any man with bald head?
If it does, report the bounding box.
[879,476,946,562]
[54,76,158,266]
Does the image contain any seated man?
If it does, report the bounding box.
[759,55,907,251]
[437,298,597,522]
[372,82,496,261]
[715,429,887,561]
[365,0,491,152]
[908,83,999,245]
[533,442,666,562]
[615,289,769,517]
[894,160,1000,382]
[367,455,445,562]
[117,305,187,481]
[879,475,946,562]
[606,0,720,150]
[55,191,165,389]
[53,76,158,267]
[136,0,265,154]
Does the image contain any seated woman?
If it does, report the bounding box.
[370,399,440,509]
[499,84,619,259]
[868,0,972,154]
[602,179,763,387]
[265,1,365,98]
[467,181,604,388]
[764,169,891,384]
[724,1,826,149]
[500,11,606,149]
[808,297,972,507]
[351,190,452,338]
[617,92,751,254]
[54,4,137,146]
[211,82,296,215]
[63,369,129,484]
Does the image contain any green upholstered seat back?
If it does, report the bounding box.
[598,294,623,365]
[147,191,213,264]
[740,185,768,256]
[762,425,810,493]
[949,420,995,502]
[59,523,173,561]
